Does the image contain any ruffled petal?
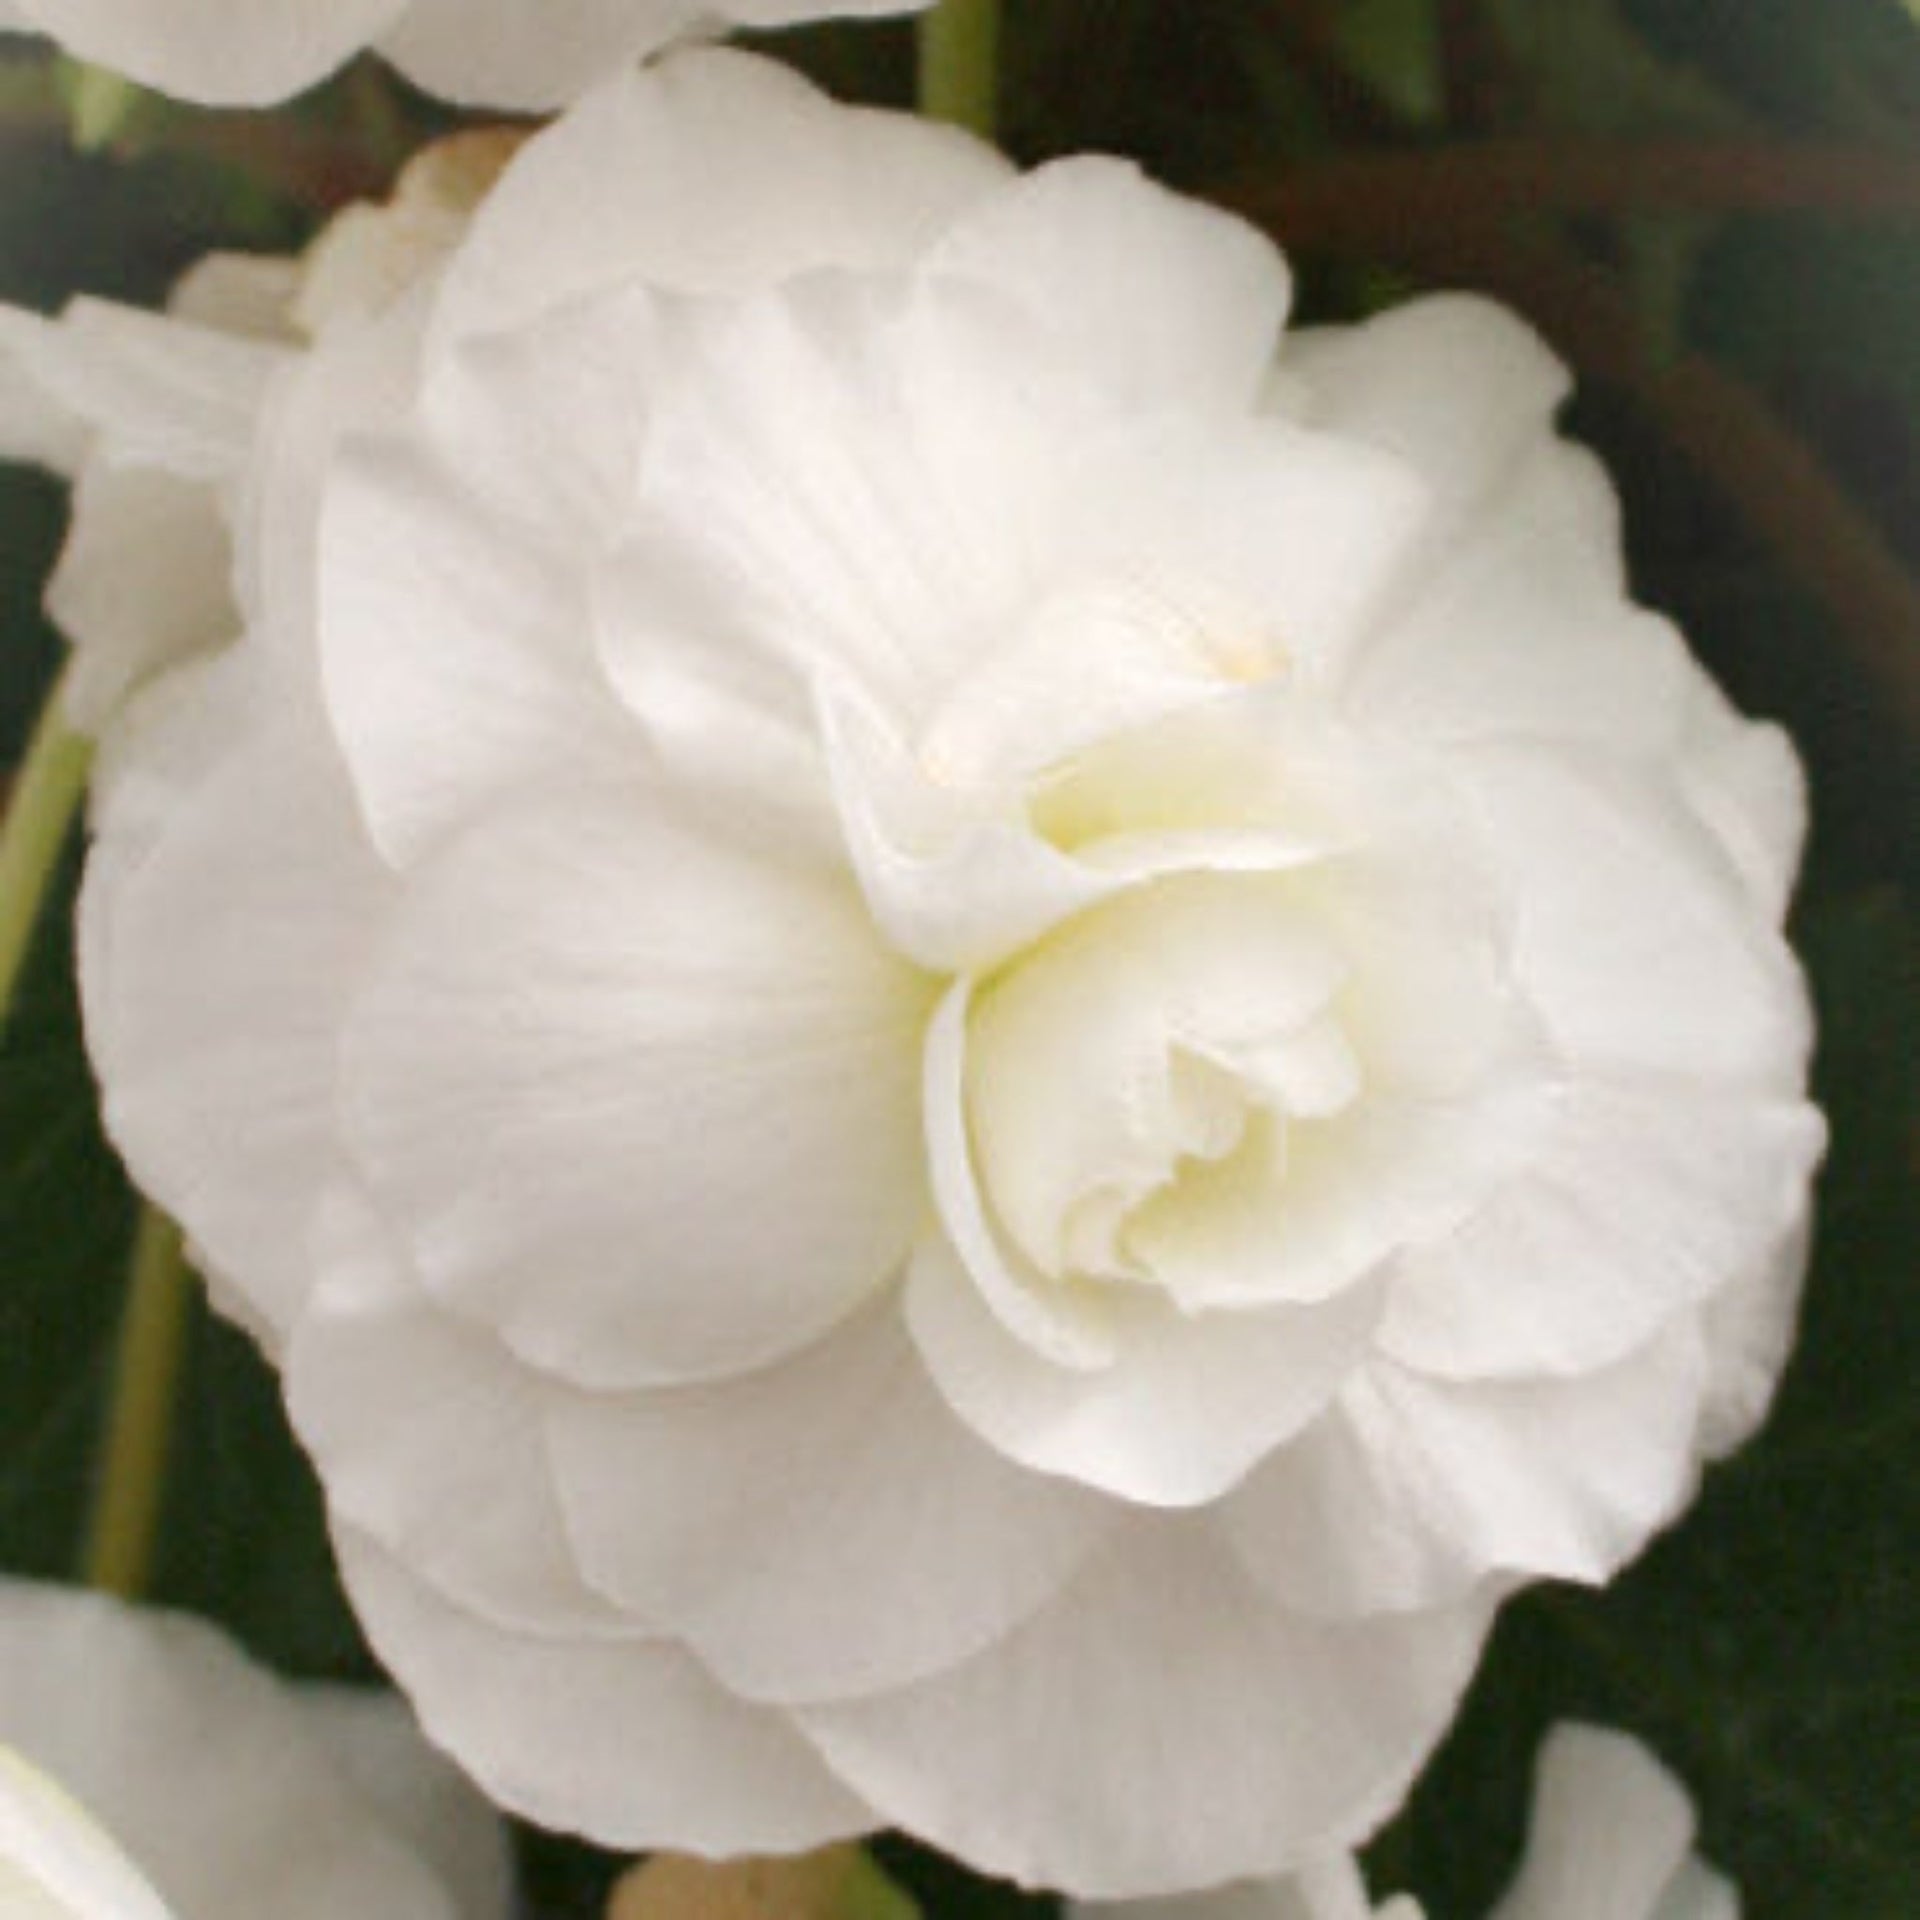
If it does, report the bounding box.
[795,1525,1495,1897]
[285,1184,631,1637]
[917,155,1290,417]
[1221,1323,1708,1617]
[908,1236,1382,1508]
[547,1298,1115,1704]
[1287,294,1570,561]
[432,49,1008,344]
[49,463,235,734]
[333,1528,875,1856]
[1379,1080,1824,1382]
[1459,748,1812,1089]
[1695,1210,1810,1462]
[80,714,392,1352]
[339,777,933,1388]
[1674,678,1807,925]
[1341,440,1694,759]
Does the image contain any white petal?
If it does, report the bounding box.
[1054,414,1430,686]
[49,463,235,734]
[384,0,931,114]
[1222,1323,1708,1617]
[82,648,259,873]
[0,298,285,483]
[80,715,392,1352]
[0,1745,174,1920]
[958,874,1348,1282]
[433,49,1007,344]
[295,1686,516,1920]
[340,778,933,1388]
[380,0,703,112]
[1490,1725,1703,1920]
[547,1298,1115,1704]
[12,0,404,103]
[333,1527,875,1856]
[593,526,844,862]
[796,1525,1495,1898]
[908,1236,1382,1508]
[1379,1080,1824,1381]
[317,424,640,868]
[821,686,1114,977]
[1341,440,1695,758]
[1459,749,1811,1089]
[1288,294,1570,558]
[918,155,1290,417]
[1695,1211,1810,1461]
[830,683,1353,980]
[238,284,434,698]
[286,1184,632,1638]
[1653,1860,1740,1920]
[1674,680,1806,924]
[0,1579,461,1920]
[639,280,1009,728]
[0,311,89,475]
[166,253,300,343]
[1072,1853,1377,1920]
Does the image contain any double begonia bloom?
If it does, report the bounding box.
[0,0,924,109]
[1078,1723,1738,1920]
[0,1578,511,1919]
[37,48,1822,1897]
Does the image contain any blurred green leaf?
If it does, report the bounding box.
[1484,0,1747,132]
[1332,0,1444,125]
[54,59,142,154]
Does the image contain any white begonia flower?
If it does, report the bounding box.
[0,1577,513,1919]
[71,47,1823,1898]
[0,0,926,110]
[1074,1723,1737,1920]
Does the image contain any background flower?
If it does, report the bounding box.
[65,47,1822,1898]
[1073,1723,1736,1920]
[0,0,928,110]
[0,1576,512,1920]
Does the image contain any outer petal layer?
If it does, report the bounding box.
[796,1526,1495,1897]
[334,1528,874,1857]
[546,1299,1115,1705]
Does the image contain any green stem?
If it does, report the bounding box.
[0,673,92,1032]
[83,1210,194,1599]
[917,0,1002,142]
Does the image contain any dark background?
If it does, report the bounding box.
[0,3,1914,1914]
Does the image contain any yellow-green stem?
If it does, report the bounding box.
[917,0,1002,142]
[0,673,91,1030]
[83,1210,194,1599]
